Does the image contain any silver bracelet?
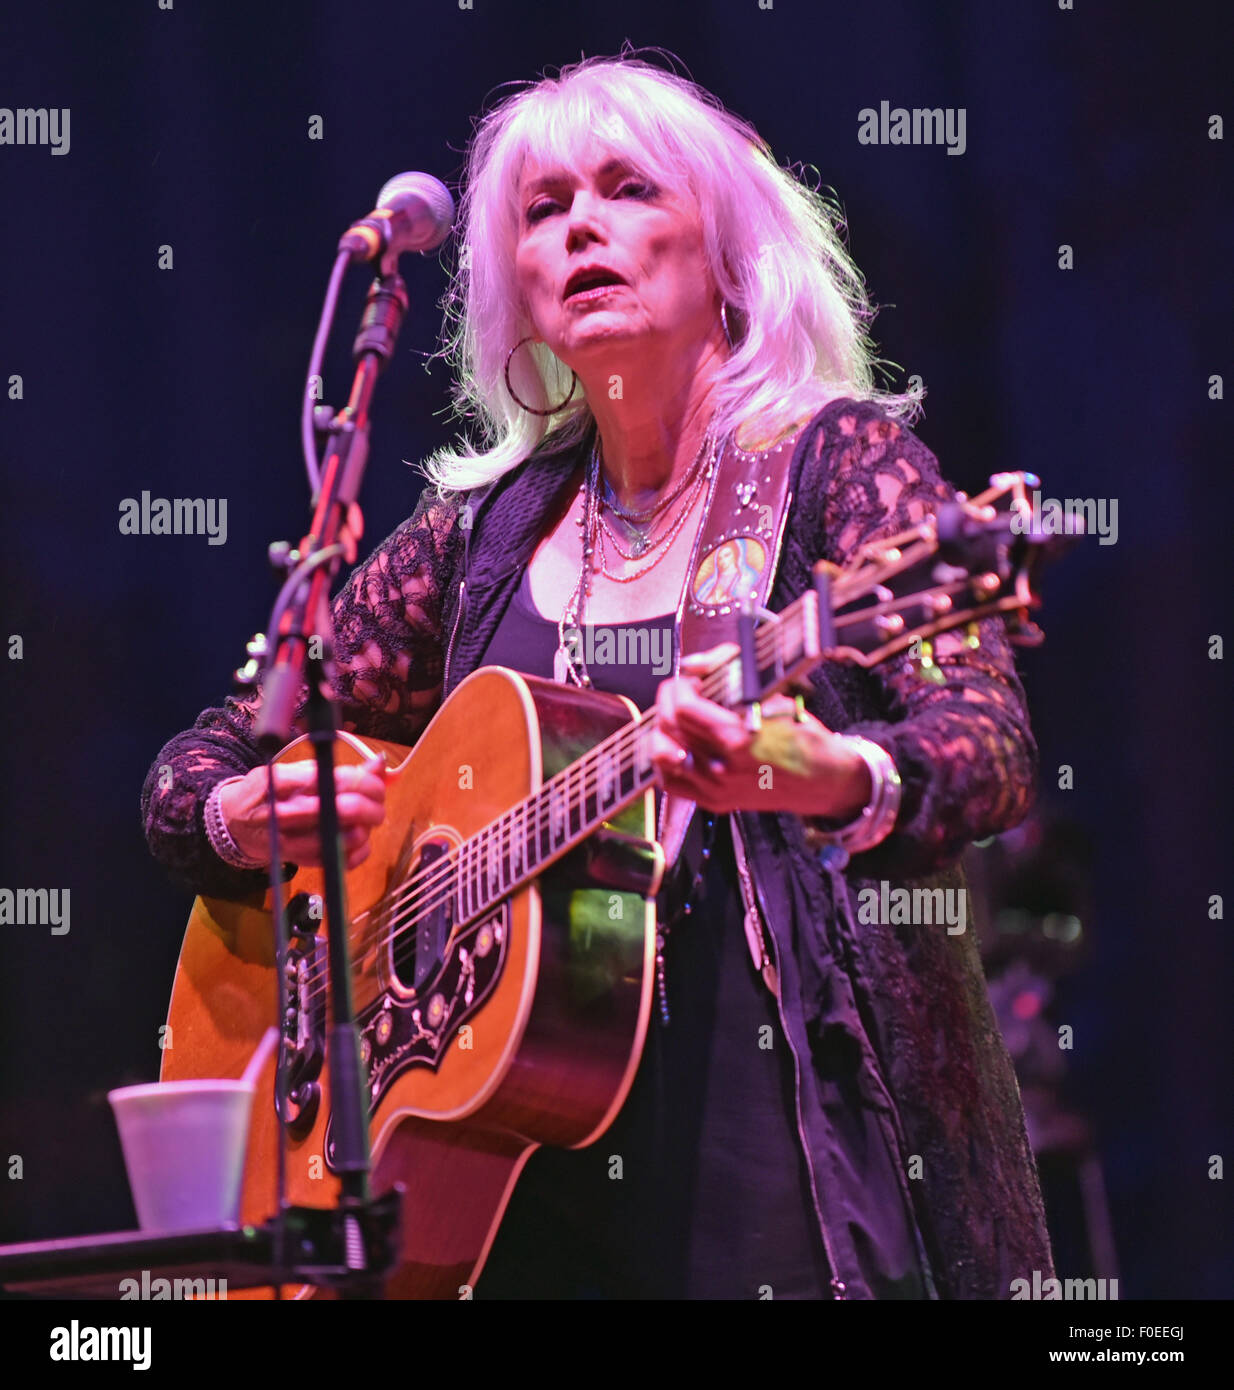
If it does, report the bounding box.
[804,735,902,858]
[204,776,267,871]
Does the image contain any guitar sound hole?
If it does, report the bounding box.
[390,837,454,995]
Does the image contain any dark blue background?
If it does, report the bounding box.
[1,0,1229,1298]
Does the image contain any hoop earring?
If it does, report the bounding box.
[504,336,579,416]
[720,302,736,348]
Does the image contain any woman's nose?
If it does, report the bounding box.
[565,194,608,249]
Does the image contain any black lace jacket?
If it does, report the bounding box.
[142,396,1055,1297]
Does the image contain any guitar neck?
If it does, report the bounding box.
[454,591,822,923]
[454,469,1054,923]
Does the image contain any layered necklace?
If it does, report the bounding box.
[555,426,719,689]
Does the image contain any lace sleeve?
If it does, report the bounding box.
[139,486,463,898]
[801,401,1038,878]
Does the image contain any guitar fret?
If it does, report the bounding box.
[487,823,502,900]
[789,610,805,663]
[472,827,483,909]
[509,803,523,877]
[458,838,471,920]
[578,757,593,826]
[524,799,539,874]
[597,745,615,812]
[726,660,741,706]
[624,739,641,795]
[567,761,582,839]
[634,724,653,781]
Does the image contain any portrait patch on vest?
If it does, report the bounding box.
[691,535,767,610]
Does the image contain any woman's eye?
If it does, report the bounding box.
[525,181,655,224]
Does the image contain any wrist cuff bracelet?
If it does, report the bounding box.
[804,735,902,859]
[204,776,266,871]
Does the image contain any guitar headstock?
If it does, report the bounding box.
[697,471,1072,716]
[813,471,1065,669]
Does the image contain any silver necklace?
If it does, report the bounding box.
[596,450,712,579]
[554,429,719,687]
[599,432,712,556]
[555,445,602,688]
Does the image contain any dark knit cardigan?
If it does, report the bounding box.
[142,395,1055,1298]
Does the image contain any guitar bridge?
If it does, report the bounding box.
[277,892,327,1139]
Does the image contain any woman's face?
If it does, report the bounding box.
[717,543,738,575]
[514,144,718,374]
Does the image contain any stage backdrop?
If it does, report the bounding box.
[1,0,1229,1298]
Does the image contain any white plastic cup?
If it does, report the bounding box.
[108,1080,255,1233]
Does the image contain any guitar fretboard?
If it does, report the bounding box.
[454,592,819,923]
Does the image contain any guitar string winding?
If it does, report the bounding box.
[375,609,787,937]
[305,528,976,1008]
[284,508,999,1011]
[292,607,813,1014]
[353,546,927,965]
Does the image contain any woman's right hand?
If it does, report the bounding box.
[217,755,389,870]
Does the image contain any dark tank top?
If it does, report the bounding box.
[471,568,830,1298]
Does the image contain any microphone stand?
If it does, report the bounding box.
[251,254,411,1299]
[0,210,453,1302]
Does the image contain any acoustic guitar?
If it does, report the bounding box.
[160,472,1055,1297]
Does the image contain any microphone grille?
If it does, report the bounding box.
[376,172,455,228]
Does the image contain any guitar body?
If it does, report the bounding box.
[161,668,663,1299]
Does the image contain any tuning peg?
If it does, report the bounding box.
[233,631,269,687]
[1007,615,1046,647]
[910,639,948,686]
[267,540,302,573]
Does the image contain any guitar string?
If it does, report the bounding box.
[296,697,672,1018]
[293,576,935,1013]
[295,575,983,1023]
[296,559,979,1012]
[343,538,936,958]
[374,600,804,950]
[294,573,954,1016]
[291,604,811,1013]
[276,487,1025,1016]
[372,573,973,962]
[376,609,786,920]
[297,648,732,1014]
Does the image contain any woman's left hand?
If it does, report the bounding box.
[650,643,872,819]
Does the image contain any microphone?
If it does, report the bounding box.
[338,172,455,262]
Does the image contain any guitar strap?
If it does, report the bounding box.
[657,420,804,870]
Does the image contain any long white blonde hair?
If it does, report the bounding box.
[420,50,920,493]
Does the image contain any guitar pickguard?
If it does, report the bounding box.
[322,900,510,1172]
